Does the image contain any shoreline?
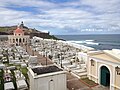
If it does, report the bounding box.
[55,34,120,50]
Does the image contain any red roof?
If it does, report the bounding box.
[14,27,24,34]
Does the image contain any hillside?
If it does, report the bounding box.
[0,22,58,40]
[0,25,41,35]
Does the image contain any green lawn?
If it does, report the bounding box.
[21,67,28,80]
[21,68,29,88]
[0,27,9,32]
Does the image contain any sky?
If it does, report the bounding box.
[0,0,120,35]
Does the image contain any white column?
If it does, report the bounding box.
[96,61,98,83]
[11,38,13,44]
[88,57,91,79]
[21,38,23,43]
[111,66,115,90]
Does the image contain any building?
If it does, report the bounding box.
[8,25,29,46]
[87,49,120,90]
[28,65,67,90]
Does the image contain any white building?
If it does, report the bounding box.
[8,24,29,46]
[28,65,67,90]
[87,49,120,90]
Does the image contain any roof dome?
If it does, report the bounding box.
[14,27,24,34]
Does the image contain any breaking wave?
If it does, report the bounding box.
[68,40,99,45]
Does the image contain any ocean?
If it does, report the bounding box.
[55,34,120,50]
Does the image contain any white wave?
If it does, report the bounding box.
[85,42,99,45]
[85,40,95,42]
[67,40,99,45]
[67,40,85,44]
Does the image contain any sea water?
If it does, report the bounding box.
[55,34,120,50]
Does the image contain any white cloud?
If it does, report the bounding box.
[0,0,120,34]
[81,0,120,12]
[0,8,31,26]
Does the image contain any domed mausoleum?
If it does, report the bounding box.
[8,23,29,46]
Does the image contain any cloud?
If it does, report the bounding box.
[0,7,31,26]
[0,0,57,9]
[0,0,120,34]
[81,0,120,12]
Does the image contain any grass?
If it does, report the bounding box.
[0,28,5,32]
[0,27,9,32]
[80,78,98,87]
[21,67,29,88]
[21,68,28,79]
[0,70,4,90]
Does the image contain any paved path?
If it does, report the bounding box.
[92,85,109,90]
[24,45,109,90]
[67,73,91,90]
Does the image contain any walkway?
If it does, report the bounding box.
[67,73,91,90]
[92,85,109,90]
